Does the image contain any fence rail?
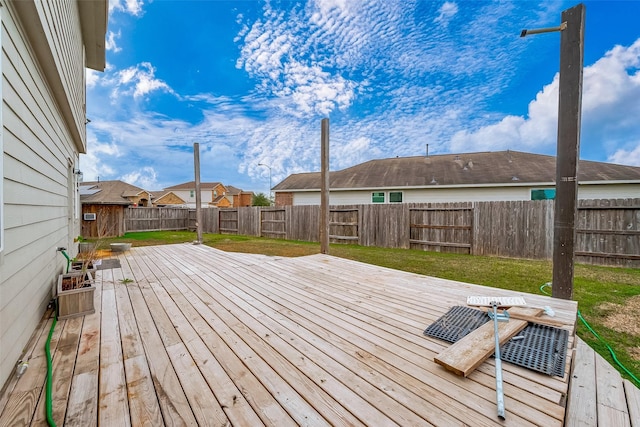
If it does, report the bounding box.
[123,199,640,267]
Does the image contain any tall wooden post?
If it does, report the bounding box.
[552,4,585,300]
[320,118,330,254]
[194,142,203,244]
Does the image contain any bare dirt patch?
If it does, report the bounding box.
[629,347,640,362]
[598,295,640,337]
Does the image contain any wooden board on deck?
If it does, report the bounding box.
[434,307,543,377]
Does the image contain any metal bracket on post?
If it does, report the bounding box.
[489,301,509,420]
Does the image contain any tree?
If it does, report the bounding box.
[252,192,271,206]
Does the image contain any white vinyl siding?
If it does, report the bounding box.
[0,2,87,389]
[577,183,640,200]
[33,0,86,150]
[284,183,640,206]
[0,6,3,254]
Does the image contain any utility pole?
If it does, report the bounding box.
[552,4,585,300]
[521,3,585,300]
[320,118,330,254]
[194,142,202,244]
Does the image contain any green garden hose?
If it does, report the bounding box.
[45,302,58,427]
[539,283,640,388]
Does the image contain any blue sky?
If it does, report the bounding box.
[82,0,640,195]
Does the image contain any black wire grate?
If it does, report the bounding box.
[501,323,568,377]
[423,306,569,377]
[423,306,489,343]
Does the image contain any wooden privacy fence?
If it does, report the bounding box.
[123,199,640,267]
[125,207,191,232]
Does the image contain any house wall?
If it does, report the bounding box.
[234,193,253,207]
[577,183,640,200]
[275,192,293,206]
[153,192,186,207]
[81,204,125,238]
[0,2,86,389]
[286,184,640,206]
[214,197,231,208]
[128,191,151,207]
[211,183,227,199]
[171,189,214,205]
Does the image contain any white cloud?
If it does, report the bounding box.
[79,135,120,182]
[434,2,459,26]
[86,69,100,89]
[110,0,144,16]
[449,38,640,158]
[112,62,173,100]
[332,136,381,169]
[608,144,640,167]
[106,30,122,53]
[121,166,159,189]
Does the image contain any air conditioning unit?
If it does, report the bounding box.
[83,213,97,221]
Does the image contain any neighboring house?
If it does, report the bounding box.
[161,181,229,208]
[158,181,254,208]
[273,150,640,206]
[0,1,107,389]
[227,185,254,207]
[151,191,186,207]
[80,180,151,238]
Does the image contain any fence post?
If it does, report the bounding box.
[320,118,330,254]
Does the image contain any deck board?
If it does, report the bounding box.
[2,243,638,426]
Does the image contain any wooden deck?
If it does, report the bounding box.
[0,243,637,426]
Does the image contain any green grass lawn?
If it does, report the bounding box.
[101,230,640,384]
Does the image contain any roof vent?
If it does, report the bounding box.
[512,176,520,181]
[430,177,438,184]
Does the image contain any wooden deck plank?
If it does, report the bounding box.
[110,265,164,427]
[165,342,229,426]
[624,379,640,427]
[122,253,229,425]
[122,355,163,427]
[112,268,146,360]
[124,252,256,427]
[98,270,131,427]
[595,350,631,427]
[139,273,271,426]
[565,337,598,426]
[124,276,198,425]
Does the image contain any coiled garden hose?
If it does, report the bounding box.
[45,301,58,427]
[539,282,640,388]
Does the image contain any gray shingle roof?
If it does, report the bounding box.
[80,180,148,204]
[273,151,640,191]
[164,181,222,190]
